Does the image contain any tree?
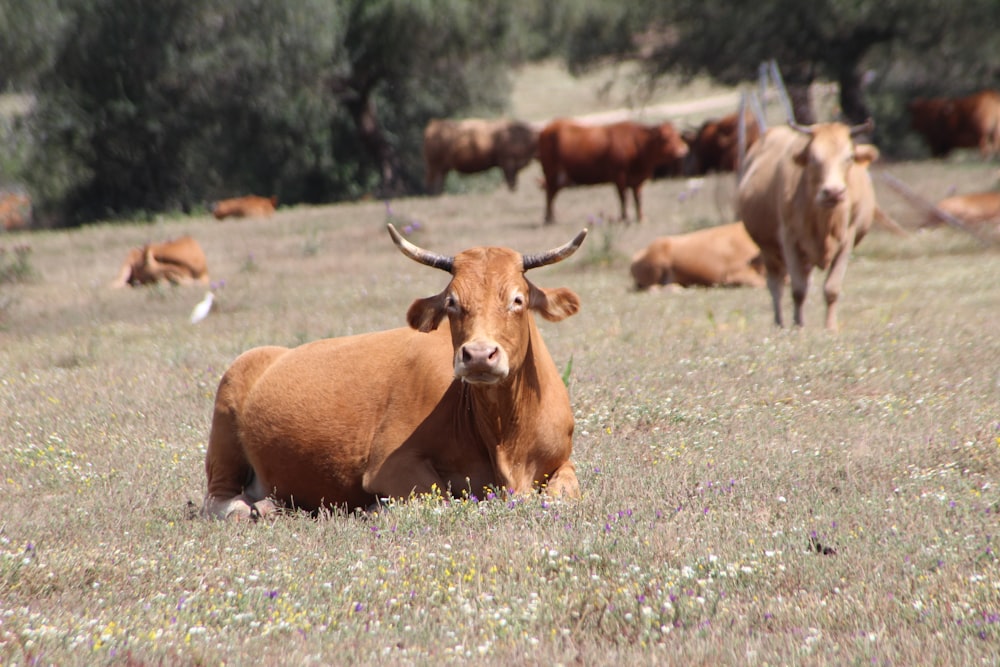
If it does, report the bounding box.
[17,0,516,225]
[559,0,1000,128]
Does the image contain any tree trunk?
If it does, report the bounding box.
[838,66,871,125]
[345,91,403,197]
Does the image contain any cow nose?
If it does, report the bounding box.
[820,186,846,205]
[461,341,500,370]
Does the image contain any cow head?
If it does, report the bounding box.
[388,224,585,385]
[791,120,878,208]
[654,122,690,165]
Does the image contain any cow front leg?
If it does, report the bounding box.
[363,459,449,503]
[765,271,786,327]
[632,185,644,222]
[542,461,581,499]
[822,233,855,331]
[544,180,560,224]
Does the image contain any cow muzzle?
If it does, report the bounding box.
[455,340,509,384]
[818,186,847,208]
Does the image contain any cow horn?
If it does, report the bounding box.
[789,122,815,136]
[387,223,454,272]
[849,118,875,137]
[522,229,588,271]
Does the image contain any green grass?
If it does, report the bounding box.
[3,65,1000,664]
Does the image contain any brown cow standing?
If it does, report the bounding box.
[423,118,539,194]
[923,191,1000,230]
[909,90,1000,158]
[685,111,761,175]
[738,122,879,330]
[538,119,689,224]
[202,224,587,520]
[212,195,277,220]
[630,222,765,290]
[110,235,210,288]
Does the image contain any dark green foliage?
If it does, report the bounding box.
[12,0,516,226]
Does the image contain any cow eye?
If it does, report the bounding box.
[445,294,459,312]
[510,294,525,311]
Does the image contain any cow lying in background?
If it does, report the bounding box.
[423,118,539,194]
[630,222,765,290]
[738,121,879,330]
[908,90,1000,158]
[0,192,31,231]
[202,224,587,520]
[110,235,210,288]
[923,191,1000,230]
[212,195,277,220]
[538,119,689,223]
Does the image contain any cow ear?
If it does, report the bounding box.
[528,283,581,322]
[853,144,880,167]
[406,293,448,332]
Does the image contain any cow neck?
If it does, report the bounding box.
[796,183,851,270]
[460,320,548,494]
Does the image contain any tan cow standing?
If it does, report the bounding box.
[630,222,765,290]
[738,122,879,330]
[212,195,277,220]
[110,235,210,288]
[0,192,31,231]
[423,118,539,194]
[202,224,586,520]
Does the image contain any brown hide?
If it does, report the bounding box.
[924,191,1000,229]
[630,222,765,290]
[212,195,278,220]
[538,119,689,223]
[687,111,760,175]
[0,193,31,231]
[423,118,539,194]
[110,235,210,288]
[738,123,879,330]
[909,90,1000,158]
[202,225,587,520]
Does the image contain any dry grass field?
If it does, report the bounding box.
[3,64,1000,665]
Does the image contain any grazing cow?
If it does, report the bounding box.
[110,235,210,288]
[212,195,277,220]
[738,122,879,330]
[685,111,761,175]
[538,119,689,224]
[202,224,587,520]
[923,191,1000,230]
[423,118,539,194]
[908,90,1000,158]
[630,222,765,290]
[0,192,31,231]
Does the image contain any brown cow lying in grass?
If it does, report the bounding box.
[202,224,587,520]
[738,121,879,330]
[212,195,277,220]
[110,235,210,288]
[923,191,1000,231]
[630,222,765,290]
[0,192,31,231]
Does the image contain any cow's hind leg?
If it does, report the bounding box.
[202,347,286,520]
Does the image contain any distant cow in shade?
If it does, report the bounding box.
[423,118,539,194]
[213,195,277,220]
[908,90,1000,158]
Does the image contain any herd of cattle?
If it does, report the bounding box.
[5,88,999,521]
